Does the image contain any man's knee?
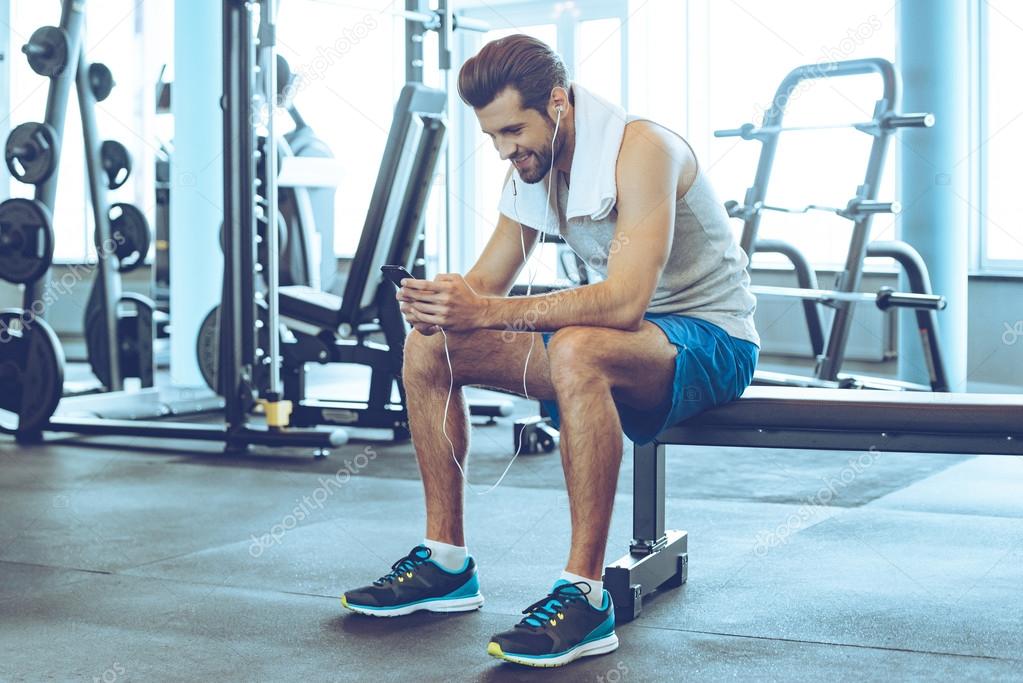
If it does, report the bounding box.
[403,329,447,384]
[547,326,606,387]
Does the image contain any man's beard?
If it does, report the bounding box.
[514,120,559,184]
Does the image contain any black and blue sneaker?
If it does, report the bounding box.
[341,545,484,617]
[487,580,619,667]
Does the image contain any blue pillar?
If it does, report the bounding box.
[170,0,223,385]
[896,0,969,390]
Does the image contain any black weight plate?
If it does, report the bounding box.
[5,121,59,185]
[197,306,220,393]
[257,211,289,267]
[0,309,65,434]
[219,211,288,259]
[0,198,55,284]
[22,26,70,78]
[196,301,275,395]
[88,62,115,102]
[85,295,154,389]
[102,203,151,272]
[100,140,132,189]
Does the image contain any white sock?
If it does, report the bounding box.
[423,538,468,572]
[559,570,605,609]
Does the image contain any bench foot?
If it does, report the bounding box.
[603,529,688,624]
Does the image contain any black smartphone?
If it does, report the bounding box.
[380,265,415,288]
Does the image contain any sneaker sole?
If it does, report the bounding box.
[487,633,619,668]
[341,593,484,617]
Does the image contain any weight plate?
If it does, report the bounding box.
[197,301,276,395]
[88,62,115,102]
[22,26,70,78]
[258,211,289,267]
[5,122,59,185]
[0,198,55,284]
[84,294,155,389]
[100,203,151,272]
[0,309,65,434]
[100,140,132,189]
[218,211,288,260]
[197,306,221,393]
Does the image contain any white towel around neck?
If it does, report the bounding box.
[497,82,627,233]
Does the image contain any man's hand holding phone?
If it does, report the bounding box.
[383,266,486,335]
[382,266,439,335]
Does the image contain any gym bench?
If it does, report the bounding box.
[604,386,1023,623]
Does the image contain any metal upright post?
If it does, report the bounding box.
[405,0,426,84]
[76,47,123,389]
[220,0,258,434]
[258,0,291,427]
[25,0,85,311]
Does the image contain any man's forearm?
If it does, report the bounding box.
[479,281,644,333]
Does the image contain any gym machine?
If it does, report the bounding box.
[192,1,514,439]
[200,3,512,440]
[717,58,950,391]
[2,0,345,454]
[0,11,82,435]
[273,84,448,438]
[1,5,158,405]
[154,54,327,305]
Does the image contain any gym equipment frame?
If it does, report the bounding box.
[718,58,948,391]
[3,0,345,454]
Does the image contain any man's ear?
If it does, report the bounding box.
[550,86,569,114]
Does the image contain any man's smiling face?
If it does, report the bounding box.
[476,87,559,184]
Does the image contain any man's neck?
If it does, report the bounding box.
[555,117,575,181]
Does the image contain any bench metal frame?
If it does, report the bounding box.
[604,387,1023,623]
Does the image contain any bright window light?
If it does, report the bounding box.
[983,0,1023,266]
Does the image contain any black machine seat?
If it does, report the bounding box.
[280,284,384,337]
[280,284,343,330]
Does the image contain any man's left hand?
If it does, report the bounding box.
[397,274,488,331]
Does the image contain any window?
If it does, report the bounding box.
[696,0,898,268]
[276,2,405,257]
[450,1,898,275]
[7,2,147,262]
[981,0,1023,269]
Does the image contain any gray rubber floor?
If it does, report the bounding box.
[2,390,1022,682]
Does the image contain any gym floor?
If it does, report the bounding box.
[2,381,1022,682]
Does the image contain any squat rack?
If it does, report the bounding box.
[717,58,948,391]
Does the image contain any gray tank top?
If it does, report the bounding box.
[548,123,760,346]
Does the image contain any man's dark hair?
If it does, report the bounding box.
[457,34,570,116]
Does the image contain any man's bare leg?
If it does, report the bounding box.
[546,323,677,580]
[401,329,557,547]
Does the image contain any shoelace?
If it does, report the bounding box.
[517,582,591,628]
[373,546,432,586]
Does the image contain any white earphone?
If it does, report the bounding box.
[436,96,565,495]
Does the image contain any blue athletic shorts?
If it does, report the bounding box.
[540,314,759,446]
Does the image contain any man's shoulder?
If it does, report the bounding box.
[618,120,697,194]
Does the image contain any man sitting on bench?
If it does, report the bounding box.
[342,34,760,668]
